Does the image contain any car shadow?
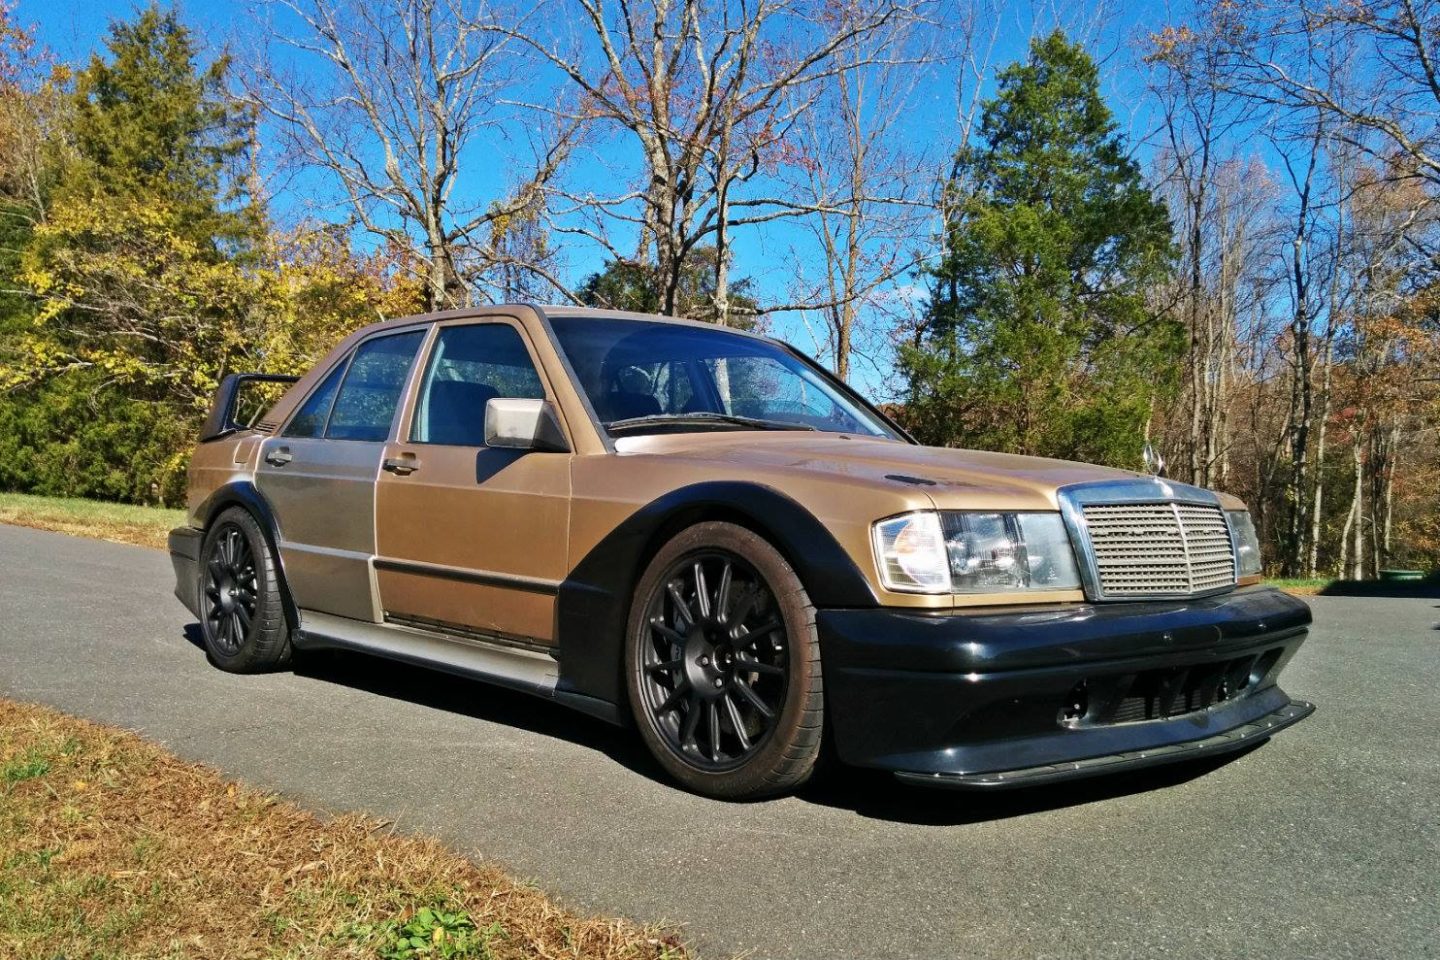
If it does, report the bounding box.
[296,654,673,787]
[1316,579,1440,599]
[181,623,671,786]
[182,622,1269,823]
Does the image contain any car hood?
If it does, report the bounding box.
[614,432,1146,512]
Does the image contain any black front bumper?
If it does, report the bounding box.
[819,587,1312,788]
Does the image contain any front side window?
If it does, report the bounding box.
[411,323,546,446]
[549,317,900,438]
[324,330,425,442]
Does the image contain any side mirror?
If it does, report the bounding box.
[484,398,570,452]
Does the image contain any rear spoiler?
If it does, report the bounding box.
[199,373,301,442]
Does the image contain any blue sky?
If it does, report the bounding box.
[19,0,1185,397]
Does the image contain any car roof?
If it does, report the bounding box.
[361,304,779,345]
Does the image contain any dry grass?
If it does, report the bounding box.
[0,698,690,960]
[0,493,182,549]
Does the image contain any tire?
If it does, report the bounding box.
[625,521,823,799]
[198,506,293,673]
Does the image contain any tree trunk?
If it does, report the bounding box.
[1349,437,1364,580]
[1307,334,1333,577]
[836,316,853,381]
[1382,423,1398,565]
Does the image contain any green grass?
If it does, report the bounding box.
[0,492,184,549]
[1,749,51,786]
[1266,575,1440,597]
[1265,577,1335,593]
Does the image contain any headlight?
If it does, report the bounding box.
[1226,510,1263,576]
[873,512,950,592]
[873,511,1082,594]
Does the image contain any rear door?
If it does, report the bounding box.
[373,318,572,645]
[256,327,427,622]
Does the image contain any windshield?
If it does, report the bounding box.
[548,317,902,439]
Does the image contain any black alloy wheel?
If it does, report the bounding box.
[198,506,293,672]
[204,521,258,655]
[638,551,788,768]
[627,521,823,799]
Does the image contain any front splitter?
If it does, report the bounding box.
[893,700,1316,790]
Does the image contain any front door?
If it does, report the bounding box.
[256,328,427,622]
[374,319,571,645]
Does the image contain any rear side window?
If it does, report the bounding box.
[283,361,347,439]
[324,330,425,442]
[411,324,546,446]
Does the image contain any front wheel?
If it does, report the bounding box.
[625,521,823,799]
[199,507,292,672]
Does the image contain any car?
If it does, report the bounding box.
[169,305,1314,799]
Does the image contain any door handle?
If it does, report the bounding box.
[383,455,421,475]
[264,446,292,466]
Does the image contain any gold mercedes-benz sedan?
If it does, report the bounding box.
[170,305,1313,799]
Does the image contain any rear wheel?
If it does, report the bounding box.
[199,507,292,672]
[626,522,823,799]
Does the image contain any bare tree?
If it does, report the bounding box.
[249,0,575,310]
[0,9,57,242]
[499,0,922,324]
[774,0,939,378]
[1213,0,1440,208]
[1147,8,1256,487]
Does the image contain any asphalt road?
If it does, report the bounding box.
[1,523,1437,959]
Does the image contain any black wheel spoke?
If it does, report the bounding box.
[235,603,251,633]
[723,693,751,752]
[692,562,710,618]
[715,561,733,623]
[679,697,701,746]
[666,581,693,627]
[647,658,683,676]
[649,618,685,644]
[707,702,721,762]
[736,656,783,677]
[736,620,781,649]
[732,676,774,718]
[657,683,689,714]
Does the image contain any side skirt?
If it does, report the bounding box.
[292,610,621,723]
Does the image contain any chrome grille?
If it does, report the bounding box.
[1080,501,1235,598]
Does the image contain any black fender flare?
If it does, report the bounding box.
[194,481,300,630]
[555,481,879,712]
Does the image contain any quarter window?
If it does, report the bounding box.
[324,330,425,442]
[411,324,546,446]
[283,361,347,439]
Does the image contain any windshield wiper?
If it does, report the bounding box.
[605,412,817,433]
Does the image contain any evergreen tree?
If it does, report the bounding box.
[17,3,262,411]
[900,31,1179,467]
[1,6,419,502]
[6,4,262,500]
[62,3,255,243]
[579,248,759,327]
